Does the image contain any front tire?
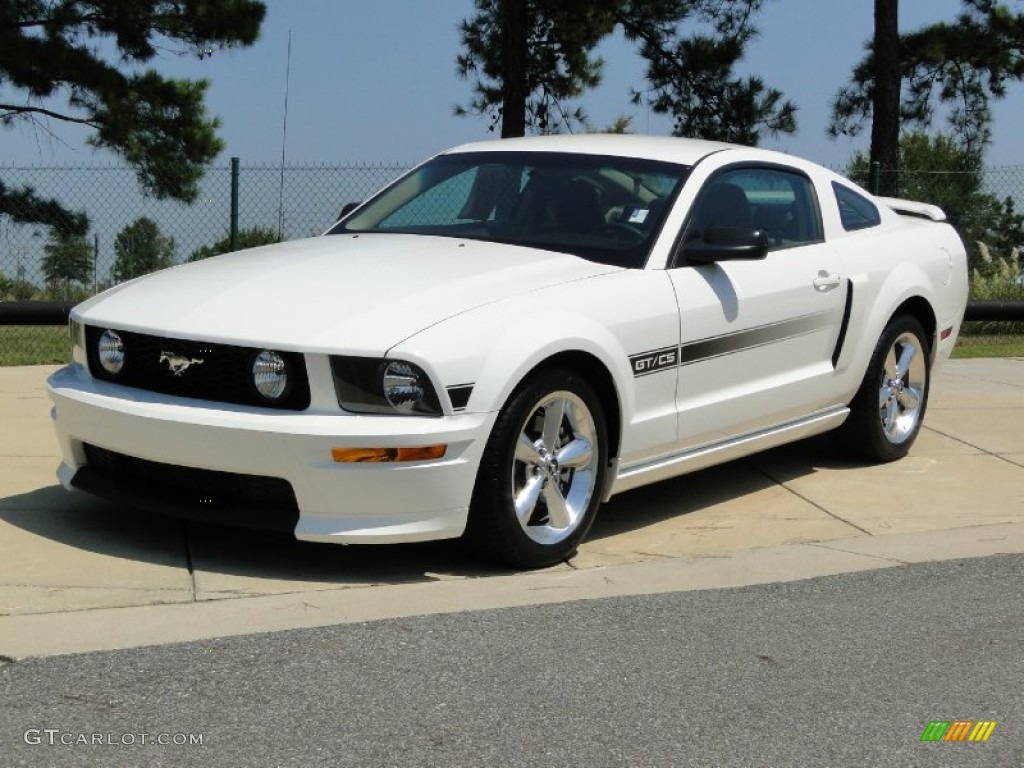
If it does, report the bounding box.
[839,315,930,461]
[466,369,608,568]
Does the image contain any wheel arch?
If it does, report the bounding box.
[512,350,623,462]
[890,295,937,357]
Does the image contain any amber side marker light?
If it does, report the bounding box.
[331,445,447,463]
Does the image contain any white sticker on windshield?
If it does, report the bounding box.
[628,208,649,224]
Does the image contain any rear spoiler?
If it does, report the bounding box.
[876,196,947,222]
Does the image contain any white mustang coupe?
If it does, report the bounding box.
[48,135,968,567]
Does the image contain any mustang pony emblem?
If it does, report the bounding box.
[159,351,205,376]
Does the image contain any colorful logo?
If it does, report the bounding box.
[921,720,997,742]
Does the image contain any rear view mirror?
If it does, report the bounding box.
[682,226,769,265]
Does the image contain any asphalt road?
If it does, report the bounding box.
[2,554,1021,768]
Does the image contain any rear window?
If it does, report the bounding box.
[833,182,881,231]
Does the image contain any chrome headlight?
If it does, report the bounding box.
[251,350,289,400]
[97,329,125,375]
[331,356,441,416]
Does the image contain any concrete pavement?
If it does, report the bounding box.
[1,359,1022,659]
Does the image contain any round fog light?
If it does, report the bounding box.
[97,329,125,375]
[252,350,288,400]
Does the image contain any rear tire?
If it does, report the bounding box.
[465,369,607,568]
[838,315,930,462]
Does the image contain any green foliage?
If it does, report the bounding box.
[597,115,635,133]
[848,133,1024,275]
[41,230,93,298]
[187,226,280,262]
[113,217,175,282]
[624,0,797,144]
[830,0,1024,155]
[972,243,1023,286]
[969,243,1024,335]
[454,0,794,143]
[455,0,617,135]
[0,0,267,229]
[0,182,88,236]
[0,277,38,301]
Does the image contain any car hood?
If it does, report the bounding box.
[74,234,617,353]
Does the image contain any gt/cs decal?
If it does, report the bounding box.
[629,346,678,377]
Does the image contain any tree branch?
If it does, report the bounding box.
[0,104,98,127]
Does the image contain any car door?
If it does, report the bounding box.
[667,165,848,449]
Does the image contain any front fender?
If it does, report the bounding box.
[391,269,682,466]
[395,300,635,425]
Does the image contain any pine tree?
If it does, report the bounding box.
[455,0,795,144]
[0,0,267,233]
[830,0,1024,165]
[112,217,176,282]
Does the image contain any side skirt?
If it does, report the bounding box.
[608,406,850,498]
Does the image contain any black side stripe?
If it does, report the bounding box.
[629,312,834,377]
[680,312,833,366]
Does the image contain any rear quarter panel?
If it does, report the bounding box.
[827,211,968,401]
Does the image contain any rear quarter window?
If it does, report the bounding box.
[833,182,881,231]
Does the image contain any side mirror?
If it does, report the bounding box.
[682,226,769,266]
[338,201,362,220]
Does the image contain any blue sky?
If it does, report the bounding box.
[5,0,1024,168]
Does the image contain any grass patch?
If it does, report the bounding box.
[0,325,69,366]
[952,334,1024,359]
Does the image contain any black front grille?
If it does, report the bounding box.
[77,444,300,532]
[85,326,310,411]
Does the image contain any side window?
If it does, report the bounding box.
[686,167,823,250]
[833,182,881,231]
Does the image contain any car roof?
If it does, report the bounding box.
[442,134,746,166]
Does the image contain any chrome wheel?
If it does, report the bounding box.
[878,331,927,444]
[838,315,930,462]
[511,391,599,546]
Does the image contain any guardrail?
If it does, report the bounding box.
[2,300,1022,326]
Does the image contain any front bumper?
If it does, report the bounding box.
[47,364,494,543]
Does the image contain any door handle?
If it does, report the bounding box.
[813,271,842,291]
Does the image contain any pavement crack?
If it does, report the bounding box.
[748,463,873,536]
[183,521,197,603]
[807,541,910,565]
[923,426,1022,468]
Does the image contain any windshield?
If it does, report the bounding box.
[329,151,689,268]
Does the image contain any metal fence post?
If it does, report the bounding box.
[869,161,881,196]
[230,156,240,252]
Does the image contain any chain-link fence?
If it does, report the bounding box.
[1,160,1022,364]
[0,160,410,296]
[0,160,410,363]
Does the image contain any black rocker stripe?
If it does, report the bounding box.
[446,384,474,411]
[629,312,834,377]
